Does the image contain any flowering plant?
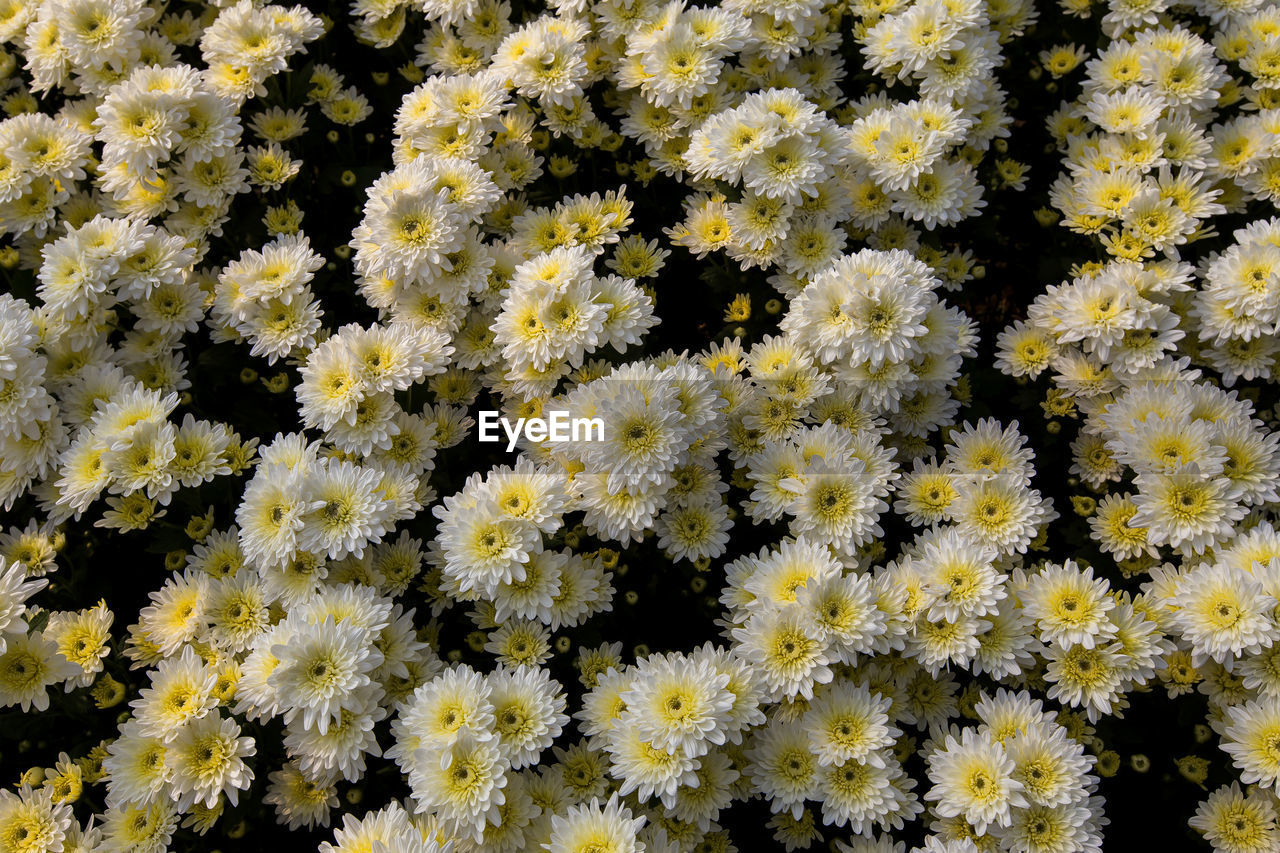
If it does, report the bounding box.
[0,0,1279,851]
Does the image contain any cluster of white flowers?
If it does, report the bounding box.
[2,0,1280,847]
[777,248,977,421]
[0,292,59,509]
[994,1,1280,851]
[211,232,326,365]
[389,662,568,843]
[490,239,658,393]
[922,691,1102,847]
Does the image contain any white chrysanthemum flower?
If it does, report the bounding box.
[323,390,402,456]
[1082,88,1166,137]
[976,689,1061,746]
[1221,697,1280,790]
[924,727,1027,834]
[738,537,842,612]
[577,667,631,749]
[950,473,1053,556]
[818,753,903,834]
[487,664,568,770]
[491,18,589,107]
[263,760,340,831]
[484,617,553,668]
[603,718,699,806]
[546,794,646,853]
[42,601,112,687]
[795,571,887,662]
[654,498,733,563]
[346,321,454,393]
[319,800,426,853]
[268,616,383,736]
[944,418,1036,484]
[202,571,271,653]
[746,719,821,819]
[1001,800,1097,853]
[908,611,989,674]
[1005,724,1094,808]
[409,728,509,843]
[491,547,565,626]
[296,337,368,433]
[669,746,739,831]
[780,250,934,368]
[1021,560,1117,650]
[0,784,74,853]
[781,457,884,553]
[391,664,495,755]
[621,652,734,756]
[0,556,48,654]
[351,161,468,286]
[731,605,834,702]
[165,713,256,810]
[594,273,659,353]
[1109,413,1227,477]
[1131,464,1246,556]
[475,457,569,534]
[1171,562,1277,668]
[0,629,76,712]
[690,642,766,742]
[434,492,541,596]
[802,680,900,767]
[1043,641,1127,722]
[237,463,312,569]
[1188,782,1278,853]
[971,597,1040,680]
[297,459,392,561]
[580,381,688,494]
[102,720,172,809]
[283,688,386,783]
[1088,492,1154,561]
[130,645,218,742]
[917,527,1004,621]
[100,800,179,853]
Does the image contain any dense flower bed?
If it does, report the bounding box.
[1,0,1280,850]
